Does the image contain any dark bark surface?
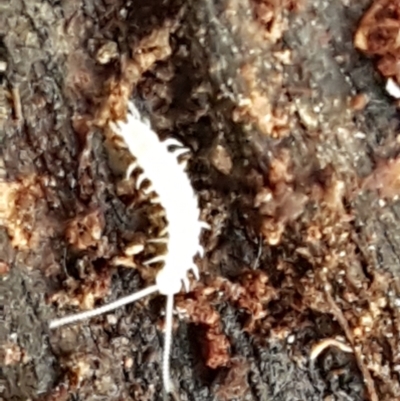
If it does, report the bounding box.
[1,1,400,401]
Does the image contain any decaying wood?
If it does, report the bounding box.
[1,1,400,401]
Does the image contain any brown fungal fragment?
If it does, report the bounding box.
[260,217,285,245]
[65,209,105,251]
[250,0,299,43]
[210,144,233,175]
[1,342,23,366]
[228,271,278,330]
[354,0,400,56]
[96,21,179,127]
[233,64,291,138]
[0,260,9,275]
[176,284,230,369]
[48,260,112,311]
[96,41,118,65]
[362,157,400,199]
[322,177,347,214]
[355,0,400,92]
[206,272,277,332]
[78,278,113,311]
[268,150,293,185]
[64,352,93,388]
[0,175,52,250]
[255,150,308,245]
[204,327,231,369]
[349,93,369,111]
[306,225,322,243]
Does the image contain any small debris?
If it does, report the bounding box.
[124,242,145,256]
[0,260,9,275]
[210,144,233,175]
[1,342,23,366]
[350,93,369,110]
[96,41,119,65]
[11,86,22,122]
[273,49,292,65]
[363,157,400,199]
[385,78,400,99]
[310,338,353,360]
[65,209,105,251]
[296,102,319,129]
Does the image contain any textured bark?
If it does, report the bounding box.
[1,1,400,401]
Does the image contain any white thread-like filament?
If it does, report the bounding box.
[147,238,168,244]
[126,161,138,179]
[172,148,190,157]
[49,285,158,329]
[163,138,184,148]
[181,277,190,292]
[163,293,174,395]
[190,265,200,280]
[143,255,165,265]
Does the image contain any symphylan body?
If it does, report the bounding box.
[49,102,207,396]
[115,104,203,295]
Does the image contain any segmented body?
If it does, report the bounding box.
[112,103,203,295]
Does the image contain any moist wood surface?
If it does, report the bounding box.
[1,1,400,401]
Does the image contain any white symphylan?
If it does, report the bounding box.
[49,102,208,395]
